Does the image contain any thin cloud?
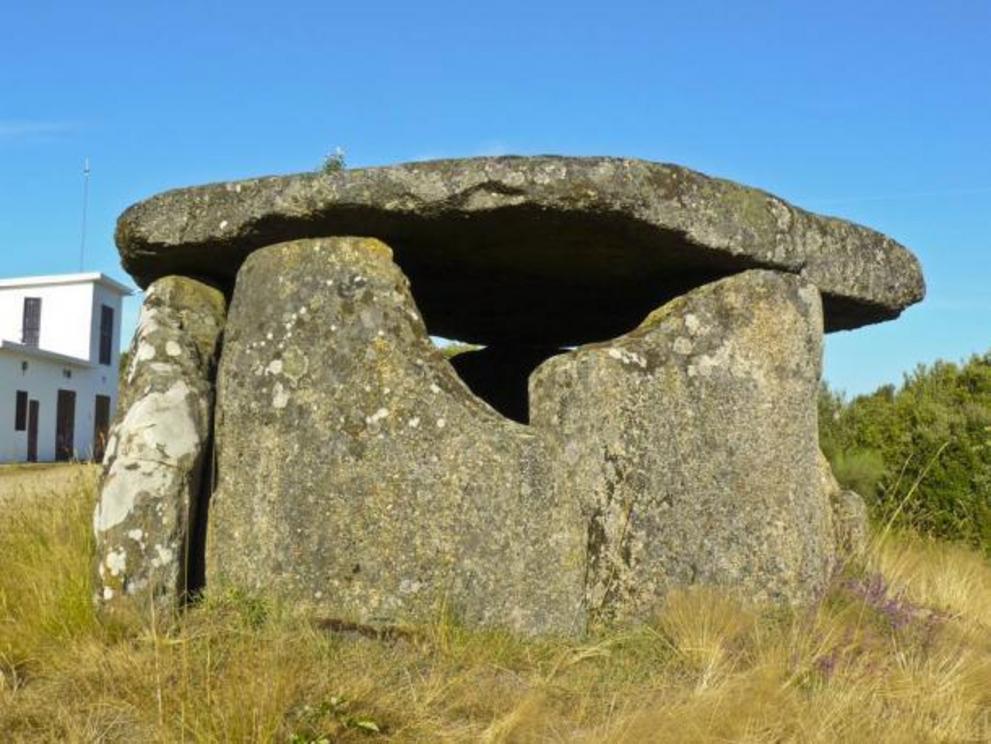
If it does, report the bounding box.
[0,120,76,140]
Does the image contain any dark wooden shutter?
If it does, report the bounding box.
[56,389,76,461]
[93,394,111,461]
[27,400,39,462]
[99,305,114,365]
[15,391,28,431]
[22,297,41,347]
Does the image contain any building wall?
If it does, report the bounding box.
[0,352,121,463]
[0,282,95,360]
[0,279,126,464]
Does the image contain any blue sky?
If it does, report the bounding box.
[1,1,988,395]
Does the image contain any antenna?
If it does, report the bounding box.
[79,157,90,271]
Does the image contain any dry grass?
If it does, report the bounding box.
[1,468,989,742]
[0,462,100,506]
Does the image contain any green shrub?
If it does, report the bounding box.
[820,353,991,553]
[830,448,887,500]
[320,147,346,174]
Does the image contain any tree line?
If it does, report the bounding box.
[820,352,991,553]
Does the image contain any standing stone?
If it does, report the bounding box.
[530,270,835,622]
[93,276,226,617]
[207,237,585,636]
[819,450,870,558]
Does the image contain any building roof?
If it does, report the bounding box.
[0,272,134,296]
[0,340,95,368]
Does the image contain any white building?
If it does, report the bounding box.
[0,273,132,463]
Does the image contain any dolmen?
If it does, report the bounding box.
[93,156,924,635]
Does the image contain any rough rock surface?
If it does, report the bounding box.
[530,270,835,620]
[818,450,870,558]
[93,276,226,615]
[207,237,586,635]
[115,156,924,344]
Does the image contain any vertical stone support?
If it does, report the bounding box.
[93,276,226,617]
[206,238,586,636]
[531,270,836,622]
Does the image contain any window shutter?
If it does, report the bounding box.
[22,298,41,347]
[14,391,28,431]
[99,305,114,365]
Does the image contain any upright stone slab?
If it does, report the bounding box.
[207,237,586,636]
[94,276,226,616]
[530,270,835,621]
[819,450,870,558]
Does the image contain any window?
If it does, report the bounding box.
[99,305,114,365]
[22,297,41,347]
[14,391,28,431]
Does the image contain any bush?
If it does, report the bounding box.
[820,353,991,553]
[830,448,886,501]
[320,147,346,174]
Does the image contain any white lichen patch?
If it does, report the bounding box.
[151,544,174,568]
[266,359,284,375]
[607,347,648,368]
[430,383,441,394]
[408,417,421,429]
[135,306,162,337]
[103,433,118,463]
[688,343,733,379]
[136,341,157,362]
[272,382,291,409]
[436,418,446,429]
[105,549,127,577]
[365,407,390,425]
[127,529,144,542]
[165,341,183,357]
[673,337,694,355]
[684,313,703,335]
[94,380,201,533]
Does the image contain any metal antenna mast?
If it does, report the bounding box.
[79,157,91,271]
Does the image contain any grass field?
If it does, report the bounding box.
[0,466,989,742]
[0,462,100,505]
